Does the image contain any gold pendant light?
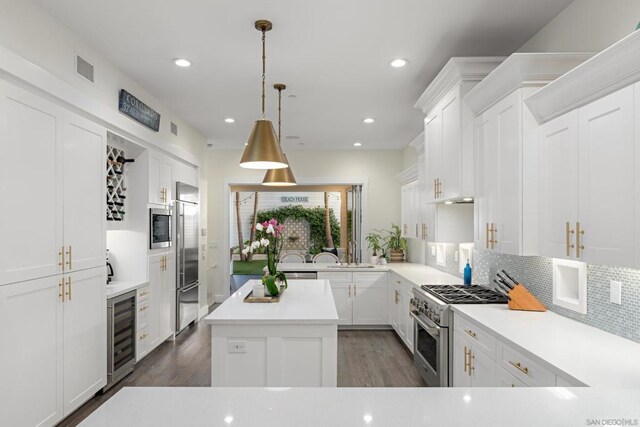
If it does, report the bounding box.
[239,20,288,170]
[263,84,297,186]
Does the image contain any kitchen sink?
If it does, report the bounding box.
[327,264,376,269]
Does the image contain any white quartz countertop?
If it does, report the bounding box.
[278,262,461,285]
[452,304,640,388]
[204,279,338,325]
[79,386,640,427]
[106,280,149,299]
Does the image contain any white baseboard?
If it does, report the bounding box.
[198,306,209,320]
[214,294,226,303]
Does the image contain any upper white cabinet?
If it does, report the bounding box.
[526,31,640,268]
[0,81,106,286]
[465,53,593,256]
[148,150,174,205]
[415,57,506,204]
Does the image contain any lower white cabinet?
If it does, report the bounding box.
[0,268,106,427]
[141,252,175,361]
[389,273,414,352]
[318,272,388,326]
[452,312,582,388]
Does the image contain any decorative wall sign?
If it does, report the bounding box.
[281,196,309,203]
[118,89,161,132]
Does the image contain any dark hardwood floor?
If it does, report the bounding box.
[60,320,424,426]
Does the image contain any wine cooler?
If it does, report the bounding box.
[104,290,137,391]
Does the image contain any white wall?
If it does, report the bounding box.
[519,0,640,53]
[0,0,211,312]
[206,149,403,301]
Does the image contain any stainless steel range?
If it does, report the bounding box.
[410,284,508,387]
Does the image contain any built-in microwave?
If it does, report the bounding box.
[150,208,172,249]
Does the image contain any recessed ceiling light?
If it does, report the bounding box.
[444,201,454,205]
[363,118,375,124]
[353,142,362,147]
[172,58,192,68]
[224,118,235,123]
[390,58,409,68]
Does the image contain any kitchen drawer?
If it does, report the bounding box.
[454,315,496,357]
[136,326,150,361]
[354,271,387,284]
[137,299,150,331]
[390,274,414,294]
[496,341,555,386]
[318,271,353,283]
[137,285,150,302]
[496,365,527,388]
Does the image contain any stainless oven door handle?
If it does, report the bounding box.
[410,311,441,337]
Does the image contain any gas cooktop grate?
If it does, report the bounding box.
[420,285,508,304]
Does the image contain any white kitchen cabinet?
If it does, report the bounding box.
[453,328,495,387]
[0,267,105,427]
[415,58,505,205]
[496,366,527,388]
[538,86,635,266]
[388,273,414,352]
[147,252,175,356]
[62,268,107,415]
[318,272,388,326]
[401,181,421,239]
[148,150,174,205]
[0,276,63,427]
[466,53,591,256]
[0,81,106,286]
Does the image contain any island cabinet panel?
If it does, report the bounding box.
[329,282,352,325]
[206,280,338,387]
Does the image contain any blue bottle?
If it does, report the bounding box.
[463,260,472,286]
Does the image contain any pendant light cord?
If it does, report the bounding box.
[261,28,266,119]
[277,87,282,144]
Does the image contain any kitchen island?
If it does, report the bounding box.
[203,279,338,387]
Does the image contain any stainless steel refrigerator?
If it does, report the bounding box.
[175,182,199,334]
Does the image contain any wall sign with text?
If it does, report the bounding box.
[118,89,161,132]
[281,196,309,203]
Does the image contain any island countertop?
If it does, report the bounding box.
[203,279,338,326]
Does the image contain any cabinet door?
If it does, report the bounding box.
[148,150,163,204]
[162,156,174,203]
[401,184,410,238]
[425,113,441,203]
[0,277,63,427]
[496,366,526,388]
[539,111,579,259]
[352,281,387,325]
[148,254,163,349]
[452,332,472,387]
[475,113,497,250]
[330,282,353,325]
[399,289,414,350]
[63,268,106,415]
[391,285,401,333]
[494,93,522,255]
[440,89,462,200]
[160,252,175,339]
[578,86,635,267]
[63,113,106,272]
[0,82,63,286]
[470,346,496,386]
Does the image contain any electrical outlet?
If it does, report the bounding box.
[610,280,622,305]
[201,228,207,237]
[227,341,247,353]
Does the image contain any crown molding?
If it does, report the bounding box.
[464,53,594,115]
[396,165,419,185]
[525,31,640,124]
[414,57,506,114]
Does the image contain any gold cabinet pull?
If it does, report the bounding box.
[348,284,351,298]
[491,224,497,249]
[463,346,469,373]
[58,247,65,272]
[576,222,584,258]
[59,278,65,302]
[434,179,438,198]
[140,305,148,311]
[65,276,72,301]
[465,329,476,338]
[509,360,529,374]
[353,284,357,297]
[415,223,419,238]
[139,332,148,340]
[566,222,575,256]
[437,179,442,198]
[486,223,490,249]
[65,246,72,270]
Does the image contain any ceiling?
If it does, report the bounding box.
[34,0,572,151]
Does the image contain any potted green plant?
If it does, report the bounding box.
[383,224,408,262]
[365,231,383,265]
